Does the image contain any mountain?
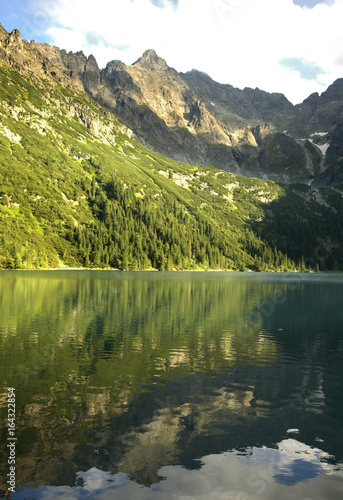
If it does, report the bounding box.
[0,23,342,271]
[57,45,343,186]
[2,23,342,185]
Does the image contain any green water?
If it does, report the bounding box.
[0,271,343,499]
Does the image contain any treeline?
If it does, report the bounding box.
[63,174,296,271]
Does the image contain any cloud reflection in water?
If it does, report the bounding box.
[11,438,343,500]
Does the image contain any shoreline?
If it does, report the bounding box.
[0,268,342,274]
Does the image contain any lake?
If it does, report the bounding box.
[0,270,343,499]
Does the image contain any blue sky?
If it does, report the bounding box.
[0,0,342,104]
[293,0,326,6]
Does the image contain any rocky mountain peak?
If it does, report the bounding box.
[9,28,22,42]
[0,26,24,66]
[86,54,99,67]
[2,28,24,53]
[104,60,127,74]
[321,78,343,100]
[302,92,319,104]
[0,25,21,48]
[133,49,169,71]
[84,54,100,93]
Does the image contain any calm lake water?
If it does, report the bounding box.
[0,270,343,499]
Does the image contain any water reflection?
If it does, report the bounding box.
[0,271,343,498]
[10,441,343,500]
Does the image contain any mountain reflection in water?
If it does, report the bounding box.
[0,271,342,499]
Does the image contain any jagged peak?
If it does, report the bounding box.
[0,24,23,45]
[133,49,169,71]
[300,91,319,105]
[139,49,159,60]
[67,50,86,58]
[86,54,99,68]
[9,28,21,41]
[2,27,23,50]
[323,78,343,96]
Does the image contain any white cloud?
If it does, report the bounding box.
[30,0,343,103]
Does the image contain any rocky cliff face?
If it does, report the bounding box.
[0,23,342,186]
[297,79,343,134]
[95,50,243,168]
[312,123,343,187]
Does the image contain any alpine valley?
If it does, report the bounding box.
[0,23,343,271]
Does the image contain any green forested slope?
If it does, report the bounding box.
[0,62,342,271]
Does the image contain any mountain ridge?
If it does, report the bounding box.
[66,41,343,185]
[2,23,343,185]
[3,22,343,185]
[0,22,342,271]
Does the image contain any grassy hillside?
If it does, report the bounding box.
[0,61,342,271]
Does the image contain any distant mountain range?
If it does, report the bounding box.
[0,23,342,271]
